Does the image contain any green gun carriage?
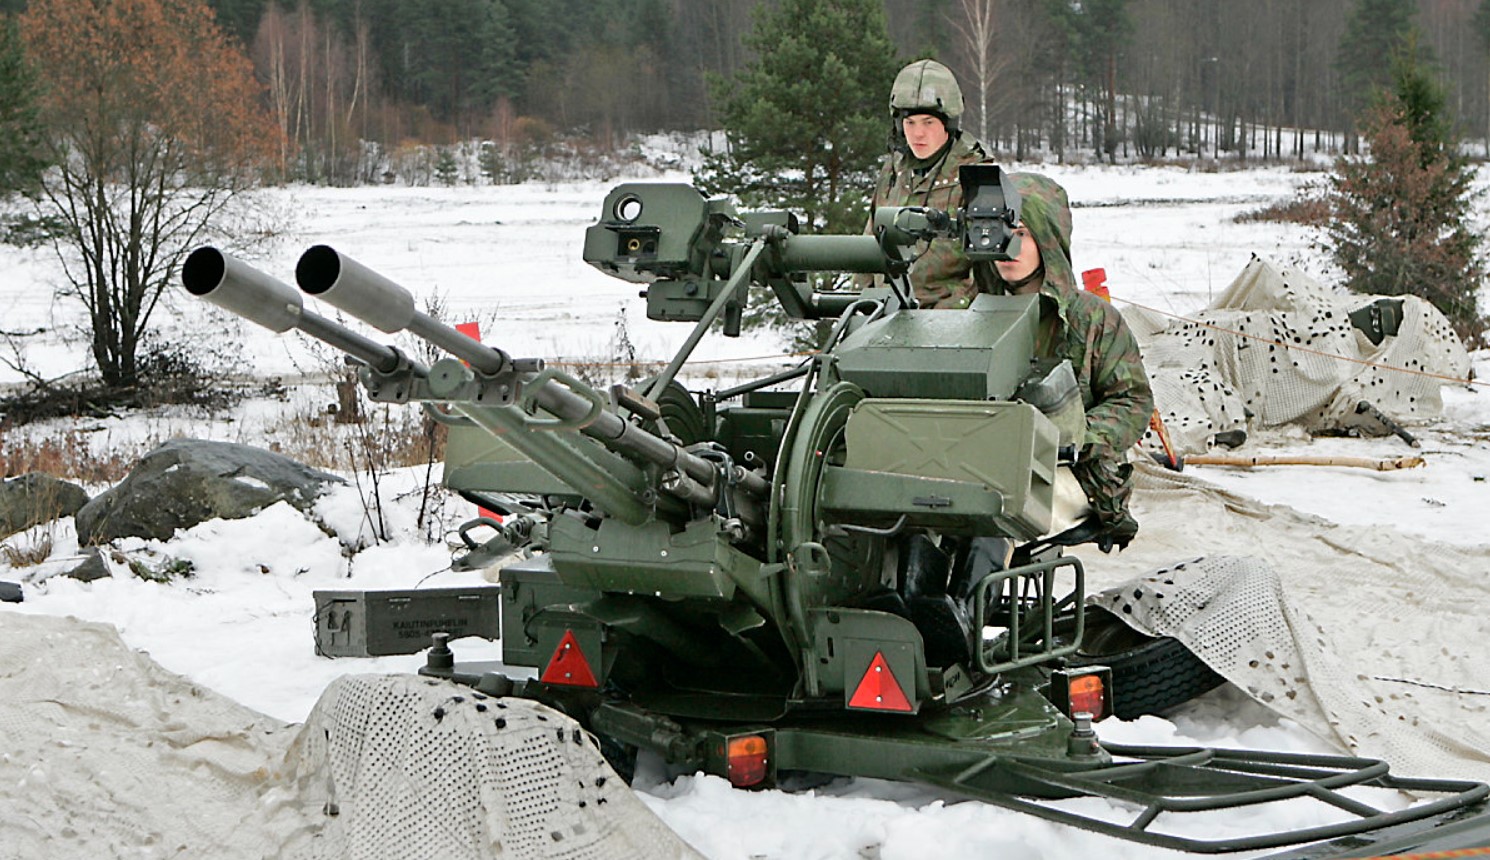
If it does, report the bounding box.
[183,167,1490,855]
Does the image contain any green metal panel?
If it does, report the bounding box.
[643,277,729,322]
[807,607,929,702]
[840,399,1057,539]
[768,682,1077,784]
[548,515,766,603]
[818,468,1012,535]
[498,554,604,668]
[582,183,712,283]
[831,293,1039,400]
[443,423,578,497]
[714,405,790,469]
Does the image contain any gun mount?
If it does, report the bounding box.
[182,164,1490,856]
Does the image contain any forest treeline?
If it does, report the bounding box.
[4,0,1490,179]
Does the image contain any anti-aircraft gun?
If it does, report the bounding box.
[182,166,1490,855]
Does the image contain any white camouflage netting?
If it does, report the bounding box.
[1127,257,1471,456]
[280,675,701,860]
[1079,460,1490,783]
[0,615,698,860]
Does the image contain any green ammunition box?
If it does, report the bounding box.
[314,586,501,657]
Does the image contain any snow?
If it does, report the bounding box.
[3,161,1489,859]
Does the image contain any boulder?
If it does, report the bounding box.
[0,473,90,539]
[74,439,345,544]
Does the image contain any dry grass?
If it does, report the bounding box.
[1,429,137,484]
[1234,195,1329,226]
[2,531,53,567]
[260,400,445,472]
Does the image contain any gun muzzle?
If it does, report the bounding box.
[295,245,513,376]
[296,244,415,334]
[182,246,303,332]
[181,247,414,376]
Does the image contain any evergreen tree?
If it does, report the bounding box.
[1325,49,1486,347]
[1063,0,1132,160]
[0,18,47,200]
[206,0,269,48]
[694,0,900,236]
[1335,0,1420,120]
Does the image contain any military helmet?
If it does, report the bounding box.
[889,59,963,130]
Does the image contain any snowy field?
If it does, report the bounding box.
[3,162,1489,859]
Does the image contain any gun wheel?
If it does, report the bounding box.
[776,381,880,609]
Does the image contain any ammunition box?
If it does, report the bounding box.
[313,586,501,657]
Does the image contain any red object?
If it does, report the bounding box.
[1081,267,1110,301]
[1149,411,1182,471]
[725,735,770,787]
[540,630,599,688]
[848,652,913,712]
[1068,674,1107,721]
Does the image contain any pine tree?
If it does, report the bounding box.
[0,18,47,200]
[1325,49,1487,347]
[1335,0,1420,126]
[693,0,901,236]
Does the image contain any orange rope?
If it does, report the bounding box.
[1112,295,1483,389]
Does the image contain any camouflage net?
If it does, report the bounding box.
[1127,257,1470,457]
[1081,460,1490,784]
[281,675,702,860]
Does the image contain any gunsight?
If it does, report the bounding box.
[958,163,1022,262]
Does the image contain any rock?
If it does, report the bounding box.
[64,547,111,582]
[0,580,21,602]
[0,473,90,539]
[74,439,345,544]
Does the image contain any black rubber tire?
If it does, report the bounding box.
[1072,609,1226,720]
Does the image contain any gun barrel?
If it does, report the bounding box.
[773,235,888,275]
[181,247,411,375]
[296,245,511,375]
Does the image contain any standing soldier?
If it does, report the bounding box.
[863,59,987,309]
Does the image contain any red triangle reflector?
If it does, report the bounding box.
[848,651,913,712]
[540,630,598,688]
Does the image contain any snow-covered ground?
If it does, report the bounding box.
[3,162,1489,859]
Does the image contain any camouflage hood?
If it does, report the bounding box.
[1005,172,1076,297]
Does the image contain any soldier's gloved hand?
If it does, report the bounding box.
[1094,510,1139,554]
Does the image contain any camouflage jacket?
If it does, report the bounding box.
[974,173,1154,534]
[860,132,986,309]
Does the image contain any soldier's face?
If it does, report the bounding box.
[902,114,949,159]
[994,226,1042,291]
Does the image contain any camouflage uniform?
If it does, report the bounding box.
[974,173,1154,548]
[862,131,987,309]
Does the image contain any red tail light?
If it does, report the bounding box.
[1050,666,1113,722]
[725,735,769,788]
[1069,674,1106,721]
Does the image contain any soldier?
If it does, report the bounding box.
[862,59,986,309]
[975,173,1154,551]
